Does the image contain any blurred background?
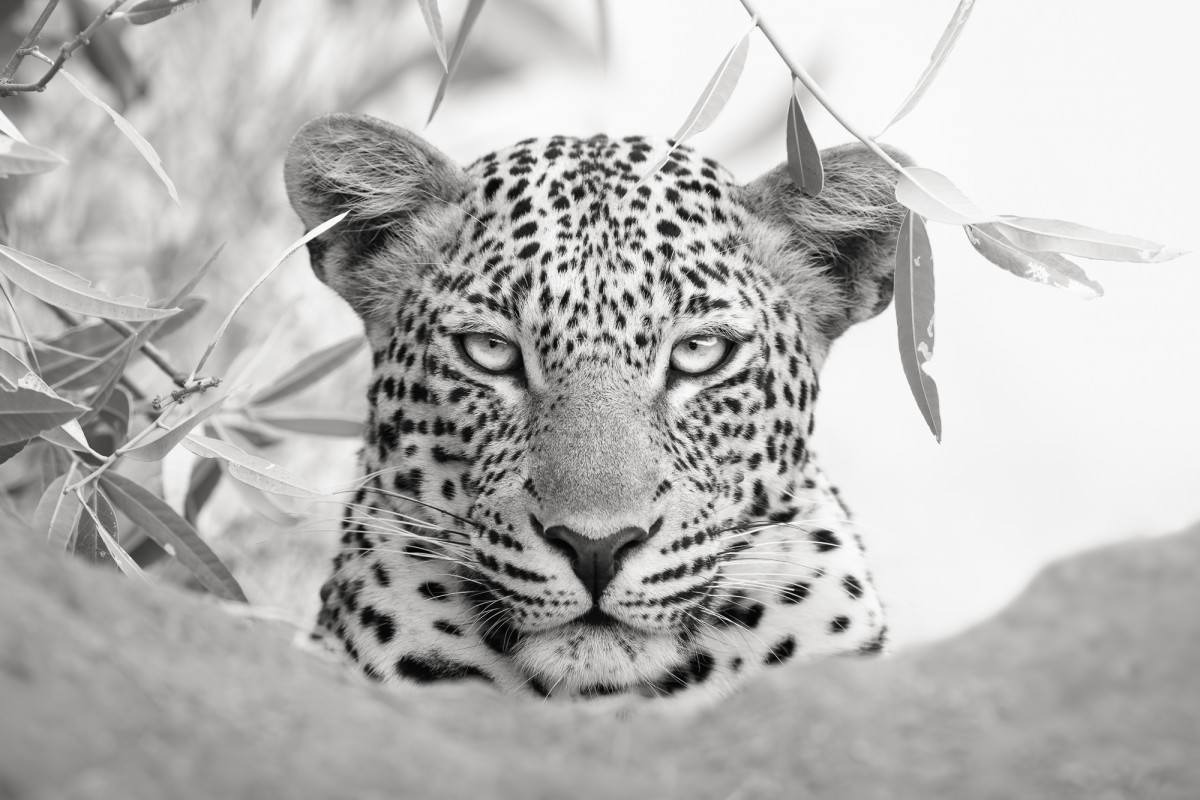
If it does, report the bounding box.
[2,0,1197,646]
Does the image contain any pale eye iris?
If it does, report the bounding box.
[462,333,521,373]
[669,335,730,375]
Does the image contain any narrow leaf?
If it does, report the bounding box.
[0,108,28,143]
[190,212,347,379]
[966,223,1103,299]
[595,0,610,69]
[161,246,224,308]
[33,471,83,550]
[633,27,751,190]
[60,69,180,206]
[426,0,487,124]
[184,456,222,523]
[0,379,87,445]
[0,438,28,466]
[251,0,262,18]
[218,461,298,525]
[417,0,450,71]
[0,244,179,322]
[124,0,208,25]
[671,30,750,146]
[785,79,823,196]
[895,167,994,225]
[183,432,322,499]
[258,414,363,438]
[0,136,67,176]
[100,472,247,602]
[992,216,1186,264]
[894,211,941,441]
[879,0,977,136]
[119,389,228,462]
[249,335,365,407]
[74,488,121,570]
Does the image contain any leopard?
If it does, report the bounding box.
[283,113,911,707]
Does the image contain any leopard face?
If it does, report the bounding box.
[285,114,909,705]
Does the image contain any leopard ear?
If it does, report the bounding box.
[742,144,914,342]
[284,113,470,318]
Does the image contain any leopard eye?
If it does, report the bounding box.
[669,335,732,376]
[461,333,521,374]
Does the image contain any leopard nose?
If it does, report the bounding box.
[542,525,649,602]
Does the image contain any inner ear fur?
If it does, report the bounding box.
[741,143,914,343]
[284,113,470,319]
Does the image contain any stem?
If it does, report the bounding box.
[0,0,62,85]
[0,0,126,96]
[736,0,906,174]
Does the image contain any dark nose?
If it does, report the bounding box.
[542,525,649,602]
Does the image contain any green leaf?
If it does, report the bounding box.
[60,69,180,206]
[0,379,88,446]
[119,389,228,462]
[991,216,1186,264]
[894,211,941,442]
[894,167,994,225]
[879,0,977,136]
[257,414,363,438]
[182,432,322,499]
[0,136,68,176]
[785,79,823,197]
[33,472,84,551]
[0,244,180,322]
[633,27,751,190]
[426,0,487,124]
[189,212,347,380]
[249,335,365,407]
[417,0,450,71]
[966,223,1103,300]
[124,0,209,25]
[100,472,247,602]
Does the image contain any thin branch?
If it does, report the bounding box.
[0,0,62,84]
[736,0,906,174]
[0,0,126,96]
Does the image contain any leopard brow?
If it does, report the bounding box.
[443,311,520,340]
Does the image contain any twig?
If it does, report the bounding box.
[0,0,62,85]
[0,0,127,96]
[736,0,906,174]
[151,376,220,411]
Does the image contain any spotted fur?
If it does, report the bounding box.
[284,114,910,706]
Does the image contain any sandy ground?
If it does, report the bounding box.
[1,522,1197,800]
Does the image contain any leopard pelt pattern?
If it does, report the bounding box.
[285,114,911,707]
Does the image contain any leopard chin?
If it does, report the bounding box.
[513,621,684,697]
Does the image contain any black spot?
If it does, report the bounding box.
[405,542,440,561]
[434,620,464,637]
[780,582,810,605]
[657,219,681,238]
[843,575,863,599]
[829,615,851,634]
[419,581,450,601]
[395,657,491,685]
[810,529,841,553]
[359,605,396,644]
[371,562,391,587]
[718,602,764,629]
[765,636,796,666]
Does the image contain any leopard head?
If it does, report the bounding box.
[285,114,908,701]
